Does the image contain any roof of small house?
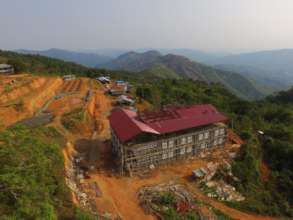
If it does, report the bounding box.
[109,104,228,143]
[0,64,12,69]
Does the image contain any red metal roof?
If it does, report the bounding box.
[109,104,228,143]
[109,109,159,143]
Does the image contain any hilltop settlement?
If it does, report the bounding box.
[0,53,292,220]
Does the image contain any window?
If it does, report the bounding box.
[220,128,225,135]
[218,138,223,144]
[214,129,219,137]
[200,142,206,149]
[214,139,218,146]
[187,136,192,143]
[168,151,174,158]
[199,133,203,141]
[180,147,185,155]
[148,142,157,148]
[187,146,192,153]
[204,132,209,139]
[162,153,168,159]
[181,137,186,145]
[168,140,174,148]
[162,141,168,149]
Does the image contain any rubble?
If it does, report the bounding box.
[64,145,100,216]
[195,160,245,203]
[203,180,245,202]
[138,182,196,217]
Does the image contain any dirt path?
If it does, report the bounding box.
[90,155,278,220]
[183,183,277,220]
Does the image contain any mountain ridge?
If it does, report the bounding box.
[209,49,293,89]
[99,50,266,100]
[17,48,112,67]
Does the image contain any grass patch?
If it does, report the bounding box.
[61,108,85,131]
[0,125,93,219]
[212,208,234,220]
[159,192,177,205]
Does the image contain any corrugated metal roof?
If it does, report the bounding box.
[109,109,159,143]
[109,104,228,143]
[0,64,12,68]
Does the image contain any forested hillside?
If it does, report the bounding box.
[100,50,267,100]
[134,79,293,217]
[210,49,293,86]
[0,50,100,76]
[0,50,292,218]
[0,126,95,220]
[0,50,138,80]
[17,48,112,67]
[0,50,268,100]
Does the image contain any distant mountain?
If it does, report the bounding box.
[78,48,129,58]
[100,50,162,72]
[210,49,293,89]
[139,64,181,79]
[159,49,224,63]
[80,48,224,62]
[268,86,293,104]
[17,48,112,67]
[100,50,266,100]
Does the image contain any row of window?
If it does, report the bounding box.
[161,128,225,149]
[161,137,225,159]
[133,136,225,159]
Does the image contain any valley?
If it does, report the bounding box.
[1,70,290,220]
[0,52,292,220]
[2,1,293,219]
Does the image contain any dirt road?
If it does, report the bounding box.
[90,155,278,220]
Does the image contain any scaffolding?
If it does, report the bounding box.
[112,124,227,176]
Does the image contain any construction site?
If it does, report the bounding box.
[0,73,278,220]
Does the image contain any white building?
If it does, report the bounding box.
[0,64,14,74]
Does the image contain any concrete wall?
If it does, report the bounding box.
[0,67,14,74]
[111,124,227,175]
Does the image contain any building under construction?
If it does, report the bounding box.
[109,104,228,175]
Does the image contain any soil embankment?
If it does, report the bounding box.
[0,75,62,127]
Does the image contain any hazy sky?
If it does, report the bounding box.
[1,0,293,52]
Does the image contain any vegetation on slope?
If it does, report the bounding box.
[17,48,112,67]
[61,108,85,132]
[100,50,267,100]
[0,50,144,86]
[135,79,293,217]
[1,50,292,218]
[0,125,95,220]
[211,49,293,87]
[0,50,118,78]
[140,64,181,79]
[0,50,266,100]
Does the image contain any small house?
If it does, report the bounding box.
[0,64,14,74]
[97,76,110,84]
[63,74,76,81]
[117,95,135,105]
[115,80,126,86]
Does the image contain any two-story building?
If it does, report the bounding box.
[109,104,228,175]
